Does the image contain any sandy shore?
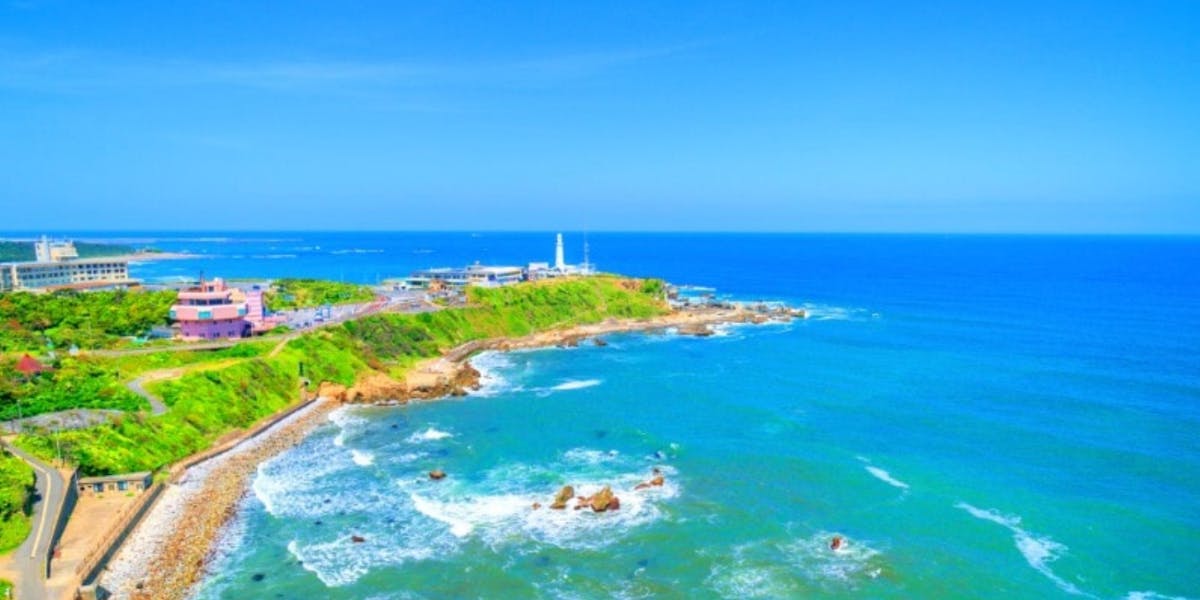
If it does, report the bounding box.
[100,398,338,600]
[99,304,794,599]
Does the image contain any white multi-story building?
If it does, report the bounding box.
[0,236,135,292]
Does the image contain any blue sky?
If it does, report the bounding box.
[2,1,1198,232]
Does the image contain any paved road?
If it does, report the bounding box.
[2,441,66,600]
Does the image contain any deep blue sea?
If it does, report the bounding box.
[32,232,1200,598]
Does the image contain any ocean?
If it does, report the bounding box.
[46,232,1200,598]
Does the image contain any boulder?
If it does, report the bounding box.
[549,485,575,510]
[592,338,608,347]
[531,502,542,510]
[589,485,617,512]
[677,323,714,337]
[429,469,446,480]
[351,535,366,543]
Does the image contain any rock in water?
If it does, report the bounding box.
[351,535,365,543]
[593,338,608,347]
[429,469,447,480]
[590,485,616,512]
[549,485,575,510]
[677,323,715,337]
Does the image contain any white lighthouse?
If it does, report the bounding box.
[554,233,566,270]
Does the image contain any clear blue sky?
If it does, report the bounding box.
[2,1,1198,232]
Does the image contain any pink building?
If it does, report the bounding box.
[169,278,250,340]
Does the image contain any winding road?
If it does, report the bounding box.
[0,441,66,600]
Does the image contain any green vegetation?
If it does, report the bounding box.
[0,342,278,423]
[0,356,146,421]
[15,276,667,475]
[263,278,375,311]
[0,289,176,352]
[0,451,33,554]
[0,240,135,262]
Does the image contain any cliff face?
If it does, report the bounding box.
[317,362,481,404]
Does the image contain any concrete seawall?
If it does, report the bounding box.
[74,394,321,597]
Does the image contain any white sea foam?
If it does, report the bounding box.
[956,503,1090,597]
[705,533,882,597]
[864,466,910,490]
[799,303,876,321]
[287,537,435,588]
[784,532,884,584]
[469,351,522,397]
[351,449,375,466]
[330,248,384,254]
[707,563,795,598]
[393,451,426,464]
[1125,592,1192,600]
[410,493,484,537]
[328,406,368,447]
[563,447,619,465]
[407,427,453,443]
[403,460,680,551]
[549,379,601,392]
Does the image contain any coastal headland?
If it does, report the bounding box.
[0,275,803,599]
[98,283,803,599]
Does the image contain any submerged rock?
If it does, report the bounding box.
[593,338,608,347]
[351,535,365,543]
[429,469,446,480]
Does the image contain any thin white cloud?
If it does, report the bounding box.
[0,43,700,94]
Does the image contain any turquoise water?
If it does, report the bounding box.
[87,233,1195,599]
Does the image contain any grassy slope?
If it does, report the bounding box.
[0,451,33,554]
[263,278,376,311]
[0,341,277,423]
[15,277,667,475]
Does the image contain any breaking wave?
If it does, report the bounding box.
[407,427,453,443]
[549,379,601,392]
[864,466,910,490]
[957,503,1089,597]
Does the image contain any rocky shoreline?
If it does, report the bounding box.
[100,304,800,599]
[326,304,803,405]
[101,398,340,600]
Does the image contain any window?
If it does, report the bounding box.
[118,481,128,491]
[93,483,103,493]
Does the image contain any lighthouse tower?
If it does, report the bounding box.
[554,233,566,270]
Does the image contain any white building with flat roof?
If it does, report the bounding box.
[0,237,135,292]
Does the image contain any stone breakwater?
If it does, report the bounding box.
[100,398,339,600]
